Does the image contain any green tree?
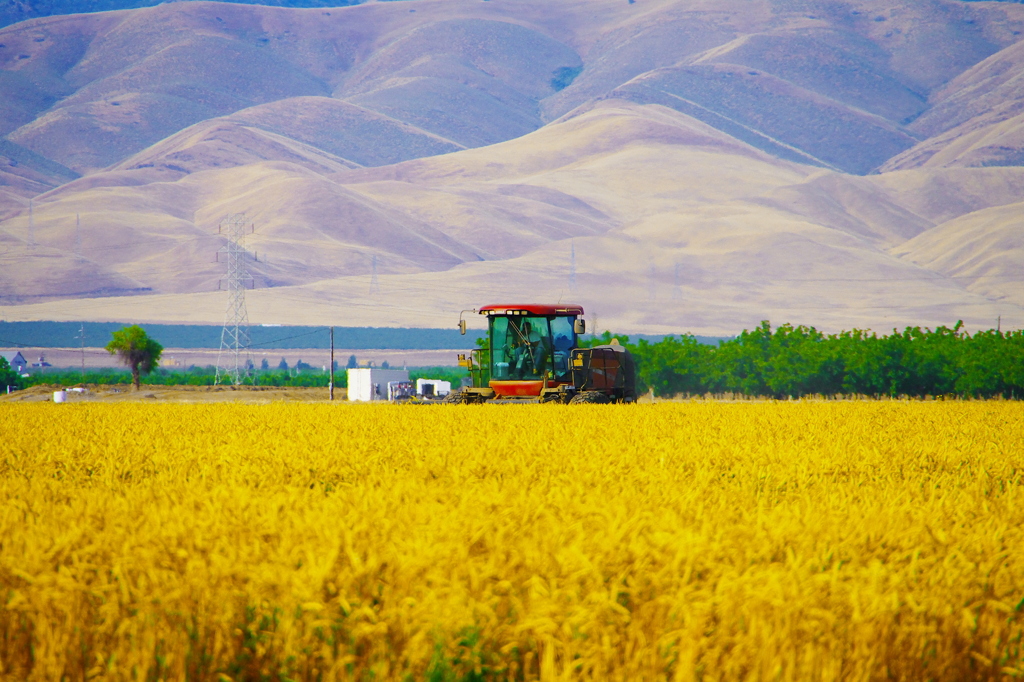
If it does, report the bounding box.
[105,325,163,390]
[629,335,708,397]
[0,355,22,392]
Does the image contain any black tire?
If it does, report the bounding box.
[569,391,611,405]
[540,392,565,404]
[441,390,469,404]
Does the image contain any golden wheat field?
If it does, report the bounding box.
[1,401,1023,681]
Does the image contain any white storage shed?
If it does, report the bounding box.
[416,379,451,397]
[347,368,410,401]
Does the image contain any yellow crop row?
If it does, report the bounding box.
[1,401,1023,681]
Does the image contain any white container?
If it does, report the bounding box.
[53,390,67,403]
[347,368,410,401]
[416,379,451,397]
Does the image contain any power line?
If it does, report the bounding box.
[250,329,328,348]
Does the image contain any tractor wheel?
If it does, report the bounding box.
[569,391,611,405]
[540,392,565,404]
[441,390,469,404]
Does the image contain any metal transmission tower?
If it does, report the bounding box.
[569,239,578,293]
[215,213,256,386]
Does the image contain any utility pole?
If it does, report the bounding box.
[215,213,256,386]
[76,323,85,382]
[329,326,335,401]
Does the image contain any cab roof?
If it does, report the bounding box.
[479,304,584,316]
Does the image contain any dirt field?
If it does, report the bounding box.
[0,384,342,403]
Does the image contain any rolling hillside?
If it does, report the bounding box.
[1,0,1023,335]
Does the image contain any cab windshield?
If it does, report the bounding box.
[490,315,576,381]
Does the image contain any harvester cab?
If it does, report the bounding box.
[447,304,637,404]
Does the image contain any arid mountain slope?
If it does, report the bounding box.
[892,200,1024,306]
[3,101,1022,333]
[3,0,1023,183]
[0,2,365,31]
[882,39,1024,170]
[108,97,464,176]
[1,0,1023,334]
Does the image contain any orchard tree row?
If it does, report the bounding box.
[590,322,1024,399]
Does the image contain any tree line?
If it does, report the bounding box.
[588,321,1024,399]
[6,321,1022,399]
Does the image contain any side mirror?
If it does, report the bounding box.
[459,319,466,335]
[574,319,586,335]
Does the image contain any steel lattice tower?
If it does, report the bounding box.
[215,213,256,386]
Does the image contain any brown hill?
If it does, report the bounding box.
[2,0,1024,334]
[0,137,78,222]
[2,100,1021,333]
[881,40,1024,171]
[337,18,582,148]
[892,200,1024,308]
[909,38,1024,139]
[612,62,917,173]
[867,166,1024,224]
[3,0,1021,181]
[110,119,361,177]
[224,97,464,166]
[6,18,331,172]
[104,96,464,176]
